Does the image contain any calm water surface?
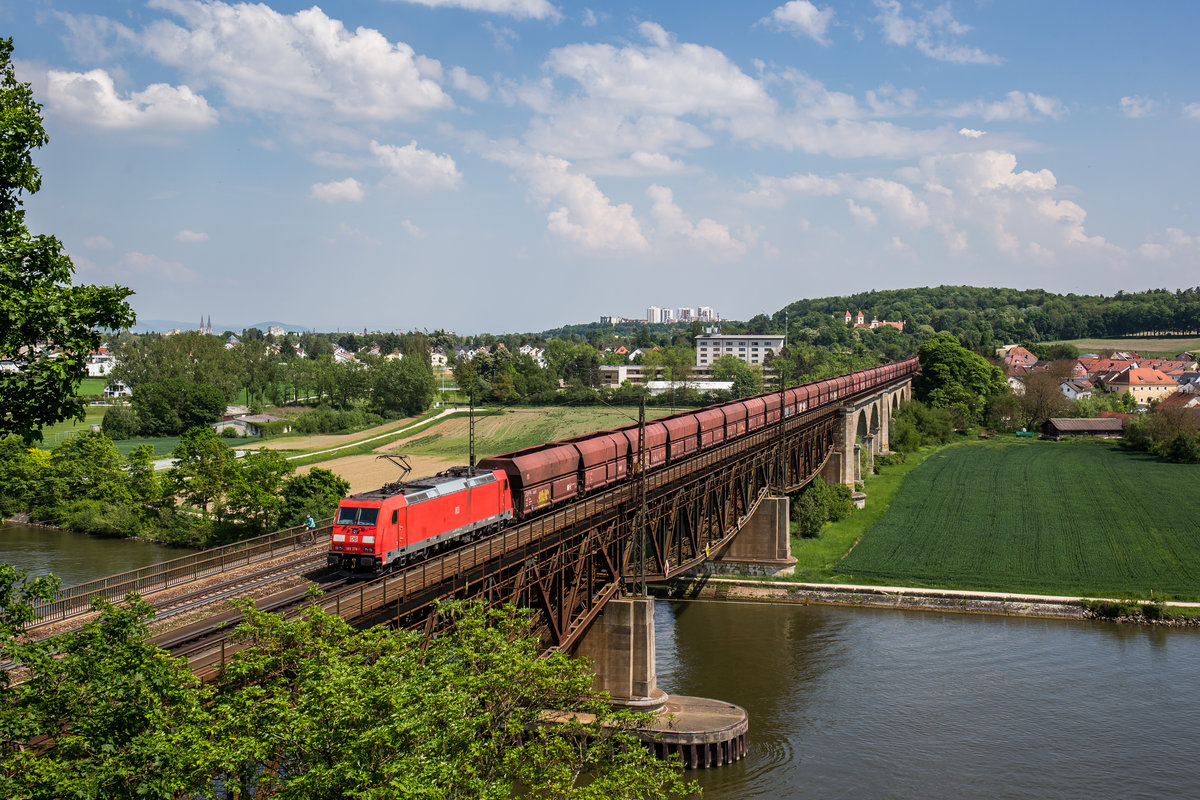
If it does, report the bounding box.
[0,522,181,586]
[656,600,1200,800]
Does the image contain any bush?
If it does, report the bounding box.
[150,510,209,548]
[221,425,240,438]
[1166,432,1200,464]
[291,408,383,435]
[58,499,142,538]
[101,406,139,440]
[791,477,854,537]
[890,400,955,452]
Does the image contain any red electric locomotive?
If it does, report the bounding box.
[328,465,514,573]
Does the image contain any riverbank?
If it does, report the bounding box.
[657,576,1200,626]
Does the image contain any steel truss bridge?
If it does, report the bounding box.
[31,366,912,679]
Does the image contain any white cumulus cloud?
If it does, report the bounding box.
[400,220,427,238]
[761,1,836,45]
[47,68,216,130]
[1120,95,1157,118]
[370,141,462,190]
[873,0,1001,65]
[958,127,985,138]
[141,0,450,121]
[1183,103,1200,120]
[388,0,560,20]
[846,199,879,227]
[492,150,647,252]
[646,184,747,258]
[947,91,1065,121]
[449,67,490,101]
[311,178,365,203]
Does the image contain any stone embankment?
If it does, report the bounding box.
[657,577,1200,626]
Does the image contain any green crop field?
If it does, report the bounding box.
[836,438,1200,600]
[397,405,674,461]
[1050,335,1200,358]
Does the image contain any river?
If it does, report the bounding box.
[0,521,182,587]
[4,525,1197,798]
[656,599,1200,799]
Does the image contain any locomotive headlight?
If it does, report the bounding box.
[361,535,375,544]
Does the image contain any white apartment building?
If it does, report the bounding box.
[646,306,661,324]
[695,334,785,367]
[697,306,716,321]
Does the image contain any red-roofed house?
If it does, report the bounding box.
[1158,391,1200,410]
[1102,367,1177,407]
[1003,345,1038,369]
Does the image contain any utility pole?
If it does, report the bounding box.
[468,391,476,471]
[634,393,648,596]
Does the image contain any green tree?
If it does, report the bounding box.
[373,355,436,416]
[279,467,349,527]
[0,436,43,516]
[125,443,162,517]
[100,405,138,439]
[0,39,135,442]
[0,563,57,664]
[710,354,763,398]
[0,596,209,799]
[166,427,237,522]
[915,332,1007,425]
[46,431,130,506]
[131,378,226,436]
[112,331,240,401]
[207,599,693,799]
[225,447,294,535]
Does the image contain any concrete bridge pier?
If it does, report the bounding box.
[703,496,796,577]
[574,597,665,710]
[573,596,748,768]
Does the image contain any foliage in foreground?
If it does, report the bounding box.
[0,585,695,800]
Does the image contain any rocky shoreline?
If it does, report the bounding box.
[654,577,1200,627]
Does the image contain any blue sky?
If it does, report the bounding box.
[8,0,1200,333]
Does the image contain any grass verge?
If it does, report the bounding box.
[785,444,946,582]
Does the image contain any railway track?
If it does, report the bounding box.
[153,571,362,668]
[149,554,332,621]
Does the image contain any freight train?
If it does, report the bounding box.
[328,356,918,572]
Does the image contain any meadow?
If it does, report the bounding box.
[1051,335,1200,358]
[835,438,1200,600]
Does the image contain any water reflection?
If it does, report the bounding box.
[656,600,1200,799]
[0,522,182,587]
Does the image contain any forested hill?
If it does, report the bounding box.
[774,286,1200,344]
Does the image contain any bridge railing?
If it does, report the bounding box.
[31,517,333,626]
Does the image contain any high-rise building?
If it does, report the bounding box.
[646,305,662,324]
[697,306,715,321]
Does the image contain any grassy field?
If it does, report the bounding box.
[835,438,1200,600]
[387,405,673,462]
[1050,336,1200,358]
[294,405,676,494]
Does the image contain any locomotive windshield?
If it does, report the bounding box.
[336,506,380,526]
